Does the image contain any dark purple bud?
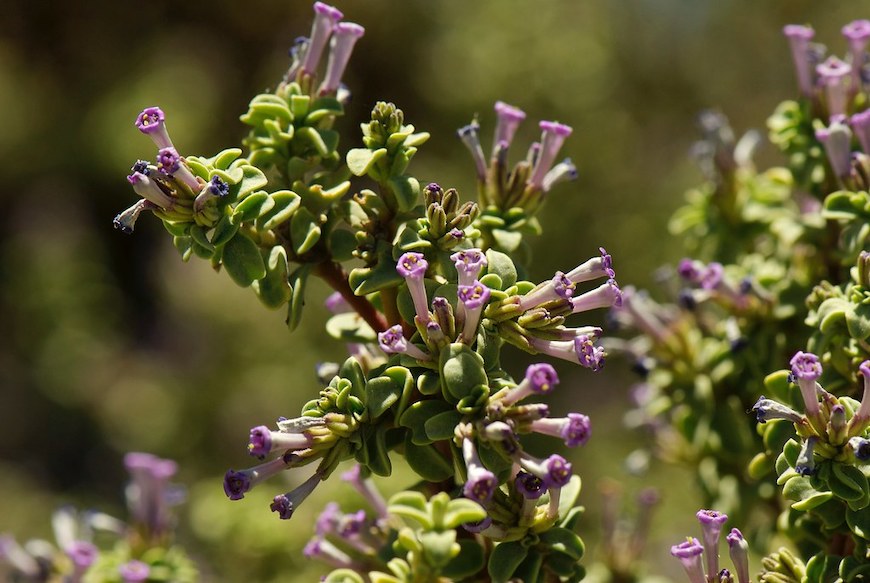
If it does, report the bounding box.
[223,470,251,500]
[208,175,229,197]
[131,160,151,176]
[270,494,293,519]
[514,470,546,500]
[462,515,493,533]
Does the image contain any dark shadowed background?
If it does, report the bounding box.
[0,1,864,580]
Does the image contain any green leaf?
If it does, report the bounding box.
[439,343,488,402]
[404,436,454,482]
[286,264,311,331]
[389,175,420,213]
[290,207,322,255]
[419,530,459,568]
[209,148,243,170]
[232,164,269,200]
[290,94,310,118]
[163,221,190,237]
[511,552,544,583]
[349,248,405,295]
[232,191,274,224]
[326,312,376,343]
[340,357,366,396]
[488,541,528,583]
[485,249,518,288]
[329,228,357,262]
[424,410,462,442]
[847,303,870,341]
[222,232,266,287]
[323,569,365,583]
[417,371,442,396]
[210,215,240,246]
[399,400,453,445]
[251,246,292,309]
[441,540,485,580]
[347,148,387,176]
[362,424,392,477]
[830,463,869,503]
[388,491,431,528]
[557,475,583,517]
[491,228,523,252]
[189,224,215,252]
[847,505,870,540]
[443,498,486,529]
[366,375,403,420]
[539,528,585,560]
[258,190,301,230]
[544,552,581,577]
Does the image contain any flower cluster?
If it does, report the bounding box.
[670,510,750,583]
[0,453,194,583]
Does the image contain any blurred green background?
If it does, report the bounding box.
[1,1,865,581]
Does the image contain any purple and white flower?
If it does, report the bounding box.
[451,249,487,286]
[493,101,526,156]
[270,471,323,520]
[528,121,572,190]
[530,413,591,447]
[783,25,815,97]
[156,147,201,191]
[300,2,344,76]
[851,110,870,156]
[462,438,497,504]
[396,252,430,321]
[726,529,750,583]
[247,425,314,458]
[848,360,870,436]
[696,509,728,578]
[319,22,365,94]
[751,396,803,425]
[457,280,491,343]
[458,120,487,182]
[127,171,175,209]
[119,560,150,583]
[377,324,431,361]
[670,537,705,583]
[135,106,174,150]
[501,363,560,406]
[789,351,822,420]
[816,117,854,180]
[817,56,852,117]
[223,454,296,500]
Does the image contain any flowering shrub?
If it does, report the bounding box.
[4,4,870,583]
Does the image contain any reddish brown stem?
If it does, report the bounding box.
[314,260,389,333]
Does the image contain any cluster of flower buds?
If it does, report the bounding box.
[285,2,365,97]
[670,510,750,583]
[0,453,192,583]
[408,182,481,253]
[458,101,576,235]
[784,21,870,190]
[446,363,591,538]
[114,107,210,234]
[377,249,494,360]
[752,351,870,475]
[223,361,367,518]
[486,248,619,371]
[676,258,759,318]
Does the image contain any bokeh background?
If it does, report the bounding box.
[1,1,865,581]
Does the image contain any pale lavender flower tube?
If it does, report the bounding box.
[783,25,815,97]
[816,118,854,180]
[500,363,559,406]
[270,471,323,520]
[300,2,344,76]
[492,101,526,156]
[319,22,365,94]
[458,121,487,182]
[670,537,705,583]
[528,121,572,190]
[396,252,430,321]
[135,106,174,150]
[843,20,870,90]
[817,56,852,117]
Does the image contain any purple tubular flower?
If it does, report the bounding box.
[849,437,870,461]
[462,438,497,503]
[66,540,98,575]
[517,272,575,311]
[528,120,573,190]
[124,452,178,539]
[127,171,175,209]
[565,248,615,283]
[848,360,870,436]
[377,324,430,361]
[338,509,367,538]
[501,363,560,406]
[541,454,572,488]
[670,537,705,583]
[789,351,822,419]
[156,147,201,191]
[783,25,815,97]
[458,121,488,182]
[300,2,344,75]
[726,529,750,583]
[451,249,488,287]
[530,413,591,447]
[397,252,430,321]
[247,425,312,458]
[817,56,852,117]
[843,20,870,88]
[514,470,546,500]
[751,396,803,424]
[315,502,341,535]
[303,536,361,570]
[463,516,493,533]
[700,263,724,290]
[319,22,365,94]
[113,199,155,235]
[542,158,578,192]
[135,106,174,150]
[493,101,526,155]
[223,456,291,500]
[816,119,854,180]
[458,281,491,344]
[271,471,323,520]
[575,335,606,371]
[795,436,818,476]
[697,509,728,578]
[678,258,703,283]
[119,560,150,583]
[570,278,622,313]
[851,110,870,156]
[341,464,388,519]
[325,291,351,314]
